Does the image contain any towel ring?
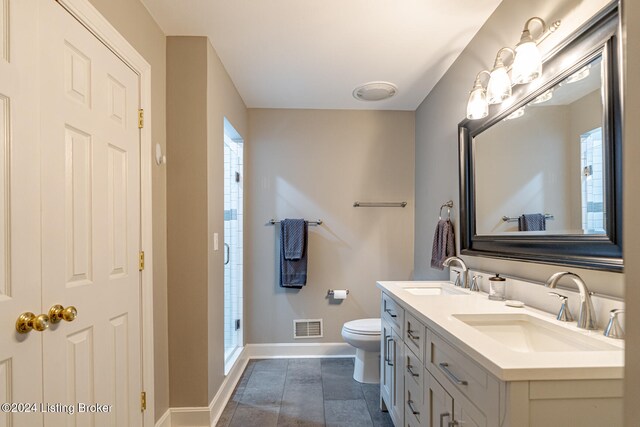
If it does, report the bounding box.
[439,200,454,220]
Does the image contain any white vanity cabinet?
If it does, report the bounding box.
[379,288,623,427]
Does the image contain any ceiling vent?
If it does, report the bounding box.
[352,81,398,102]
[294,319,323,339]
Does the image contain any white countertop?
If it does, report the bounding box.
[377,280,624,382]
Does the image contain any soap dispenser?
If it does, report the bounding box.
[488,274,507,301]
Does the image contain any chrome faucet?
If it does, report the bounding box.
[443,256,468,288]
[545,272,597,330]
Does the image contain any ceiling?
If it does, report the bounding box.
[142,0,503,110]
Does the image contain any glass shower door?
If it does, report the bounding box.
[224,119,243,373]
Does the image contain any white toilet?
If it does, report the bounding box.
[341,318,381,384]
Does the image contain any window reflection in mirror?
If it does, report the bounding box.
[473,54,605,235]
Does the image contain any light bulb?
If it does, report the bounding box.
[512,40,542,84]
[487,65,512,104]
[466,84,488,120]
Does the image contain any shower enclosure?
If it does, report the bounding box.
[223,118,244,373]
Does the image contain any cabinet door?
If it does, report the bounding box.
[390,329,404,427]
[426,372,454,427]
[452,396,487,427]
[381,319,393,409]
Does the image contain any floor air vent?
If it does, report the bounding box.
[294,319,323,339]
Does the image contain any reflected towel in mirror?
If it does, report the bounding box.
[518,213,546,231]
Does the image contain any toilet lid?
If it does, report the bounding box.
[343,318,381,335]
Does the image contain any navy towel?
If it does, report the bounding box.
[518,213,546,231]
[280,219,308,288]
[431,219,455,270]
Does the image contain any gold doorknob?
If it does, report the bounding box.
[48,305,78,323]
[16,312,50,334]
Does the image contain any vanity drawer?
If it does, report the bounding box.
[404,312,425,362]
[427,330,499,413]
[404,344,423,391]
[382,292,404,335]
[404,365,426,427]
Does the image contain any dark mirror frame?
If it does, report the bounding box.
[458,3,622,272]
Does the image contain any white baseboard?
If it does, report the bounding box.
[245,342,355,359]
[155,409,171,427]
[158,343,354,427]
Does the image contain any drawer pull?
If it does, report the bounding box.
[384,335,391,363]
[406,363,419,377]
[407,329,420,340]
[439,412,450,427]
[407,399,420,415]
[438,362,468,386]
[384,308,397,318]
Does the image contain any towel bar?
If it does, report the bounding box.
[268,219,323,226]
[353,202,407,208]
[502,214,554,223]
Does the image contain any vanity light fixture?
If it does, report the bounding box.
[487,48,515,104]
[466,70,491,120]
[465,16,560,120]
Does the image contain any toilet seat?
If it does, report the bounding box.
[342,318,381,336]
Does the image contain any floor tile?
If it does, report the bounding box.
[324,399,373,427]
[219,358,385,427]
[361,384,393,427]
[252,358,289,372]
[229,403,280,427]
[278,383,325,426]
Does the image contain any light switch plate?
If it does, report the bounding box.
[213,233,219,251]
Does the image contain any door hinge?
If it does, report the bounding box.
[138,109,144,129]
[139,251,145,271]
[140,391,147,412]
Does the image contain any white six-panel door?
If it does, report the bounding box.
[0,1,44,425]
[0,0,144,426]
[39,1,142,426]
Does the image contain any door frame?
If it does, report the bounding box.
[54,0,156,424]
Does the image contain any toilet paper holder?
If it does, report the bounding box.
[327,289,350,297]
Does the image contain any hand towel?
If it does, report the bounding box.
[431,219,455,270]
[280,219,308,288]
[282,218,306,260]
[518,213,546,231]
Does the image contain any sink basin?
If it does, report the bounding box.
[453,313,619,353]
[404,286,467,296]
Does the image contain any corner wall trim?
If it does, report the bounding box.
[154,409,171,427]
[157,343,355,426]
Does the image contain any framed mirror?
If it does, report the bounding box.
[458,3,622,271]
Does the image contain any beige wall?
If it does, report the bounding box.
[167,37,209,407]
[413,0,624,297]
[623,0,640,424]
[167,36,248,407]
[86,0,169,420]
[246,109,415,344]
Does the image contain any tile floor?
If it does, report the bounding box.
[216,358,394,427]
